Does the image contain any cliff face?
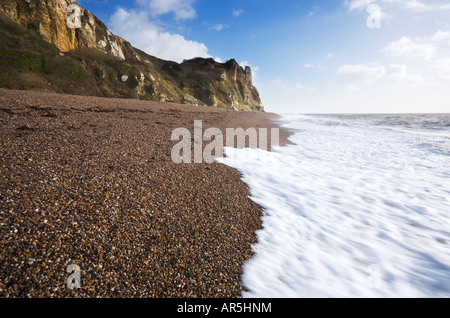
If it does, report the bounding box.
[0,0,264,111]
[0,0,129,58]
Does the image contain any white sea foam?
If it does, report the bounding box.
[217,114,450,298]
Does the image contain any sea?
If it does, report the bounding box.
[217,113,450,298]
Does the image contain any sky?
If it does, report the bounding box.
[76,0,450,114]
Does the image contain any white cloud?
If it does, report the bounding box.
[345,30,450,86]
[430,30,450,42]
[347,0,376,11]
[232,9,245,17]
[385,64,424,83]
[385,63,407,77]
[338,62,424,84]
[399,0,432,11]
[137,0,197,19]
[303,63,326,70]
[382,36,437,60]
[338,63,386,82]
[210,24,228,31]
[109,8,209,63]
[346,0,450,12]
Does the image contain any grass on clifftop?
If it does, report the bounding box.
[0,50,87,82]
[0,12,94,93]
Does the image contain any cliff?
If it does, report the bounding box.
[0,0,264,111]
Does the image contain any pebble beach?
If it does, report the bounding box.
[0,88,289,298]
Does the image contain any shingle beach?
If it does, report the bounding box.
[0,89,290,298]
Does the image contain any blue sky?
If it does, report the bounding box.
[77,0,450,114]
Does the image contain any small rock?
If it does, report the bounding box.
[17,124,34,131]
[182,95,199,107]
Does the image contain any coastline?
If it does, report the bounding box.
[0,88,291,297]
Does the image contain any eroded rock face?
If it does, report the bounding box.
[0,0,264,111]
[0,0,126,59]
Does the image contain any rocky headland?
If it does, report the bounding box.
[0,0,264,111]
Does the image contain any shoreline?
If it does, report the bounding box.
[0,88,291,297]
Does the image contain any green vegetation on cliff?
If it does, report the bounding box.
[0,0,264,111]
